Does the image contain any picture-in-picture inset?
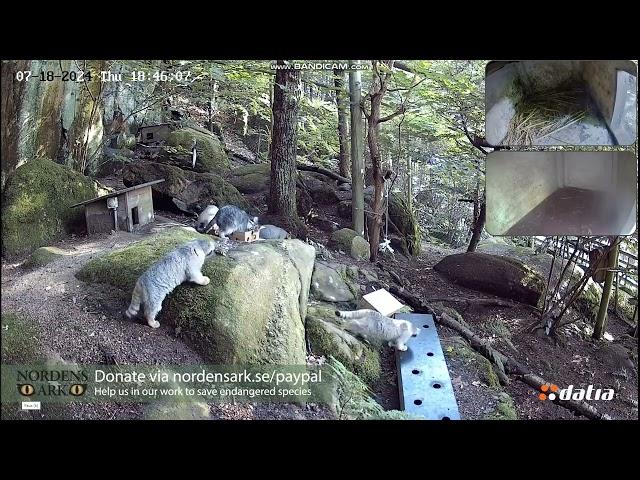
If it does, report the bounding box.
[485,60,637,146]
[486,151,637,236]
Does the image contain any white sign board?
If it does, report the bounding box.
[362,289,405,317]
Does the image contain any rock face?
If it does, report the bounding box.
[1,159,98,257]
[77,228,315,365]
[305,304,381,384]
[122,160,248,214]
[433,252,545,306]
[226,163,271,194]
[167,128,230,174]
[311,262,355,302]
[329,228,370,260]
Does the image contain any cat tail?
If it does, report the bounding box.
[125,279,144,319]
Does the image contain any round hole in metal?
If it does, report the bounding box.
[427,352,434,357]
[442,416,451,420]
[412,369,420,374]
[433,383,442,389]
[414,399,422,406]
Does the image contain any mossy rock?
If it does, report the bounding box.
[167,128,230,174]
[363,191,421,255]
[1,158,98,258]
[23,246,67,268]
[329,228,370,261]
[306,305,381,385]
[77,228,314,365]
[226,163,271,194]
[310,262,355,302]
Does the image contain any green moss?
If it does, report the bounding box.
[1,313,43,364]
[168,128,230,174]
[23,246,67,268]
[306,308,381,386]
[1,158,98,257]
[485,394,518,420]
[76,227,202,291]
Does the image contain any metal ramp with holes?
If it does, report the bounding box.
[396,313,461,420]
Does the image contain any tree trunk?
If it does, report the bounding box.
[367,89,385,262]
[467,199,486,252]
[593,237,620,339]
[406,155,413,211]
[268,61,301,218]
[348,61,365,236]
[334,69,350,179]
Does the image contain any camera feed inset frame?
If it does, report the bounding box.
[486,151,637,236]
[485,60,637,146]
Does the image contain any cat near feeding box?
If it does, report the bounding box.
[335,309,419,351]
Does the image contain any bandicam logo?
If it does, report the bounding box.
[537,383,615,401]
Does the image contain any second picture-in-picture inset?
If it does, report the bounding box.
[486,151,637,236]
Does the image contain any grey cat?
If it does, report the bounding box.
[195,205,219,233]
[258,225,290,240]
[125,239,217,329]
[205,205,259,239]
[335,309,420,351]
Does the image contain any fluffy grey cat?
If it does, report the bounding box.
[195,205,219,233]
[125,239,217,328]
[258,225,290,239]
[335,309,420,351]
[205,205,259,239]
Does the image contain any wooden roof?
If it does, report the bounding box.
[70,179,165,207]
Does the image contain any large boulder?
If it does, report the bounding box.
[329,228,370,260]
[122,160,248,214]
[311,262,355,302]
[226,163,271,194]
[1,159,98,257]
[305,304,381,385]
[167,127,230,174]
[77,228,315,364]
[433,252,545,306]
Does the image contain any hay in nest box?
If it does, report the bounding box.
[504,85,592,145]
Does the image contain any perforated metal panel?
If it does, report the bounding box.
[396,313,461,420]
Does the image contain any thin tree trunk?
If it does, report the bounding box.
[467,199,486,252]
[334,69,350,179]
[367,89,385,261]
[593,237,620,339]
[268,61,301,218]
[348,61,365,236]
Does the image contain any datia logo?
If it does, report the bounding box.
[538,383,615,401]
